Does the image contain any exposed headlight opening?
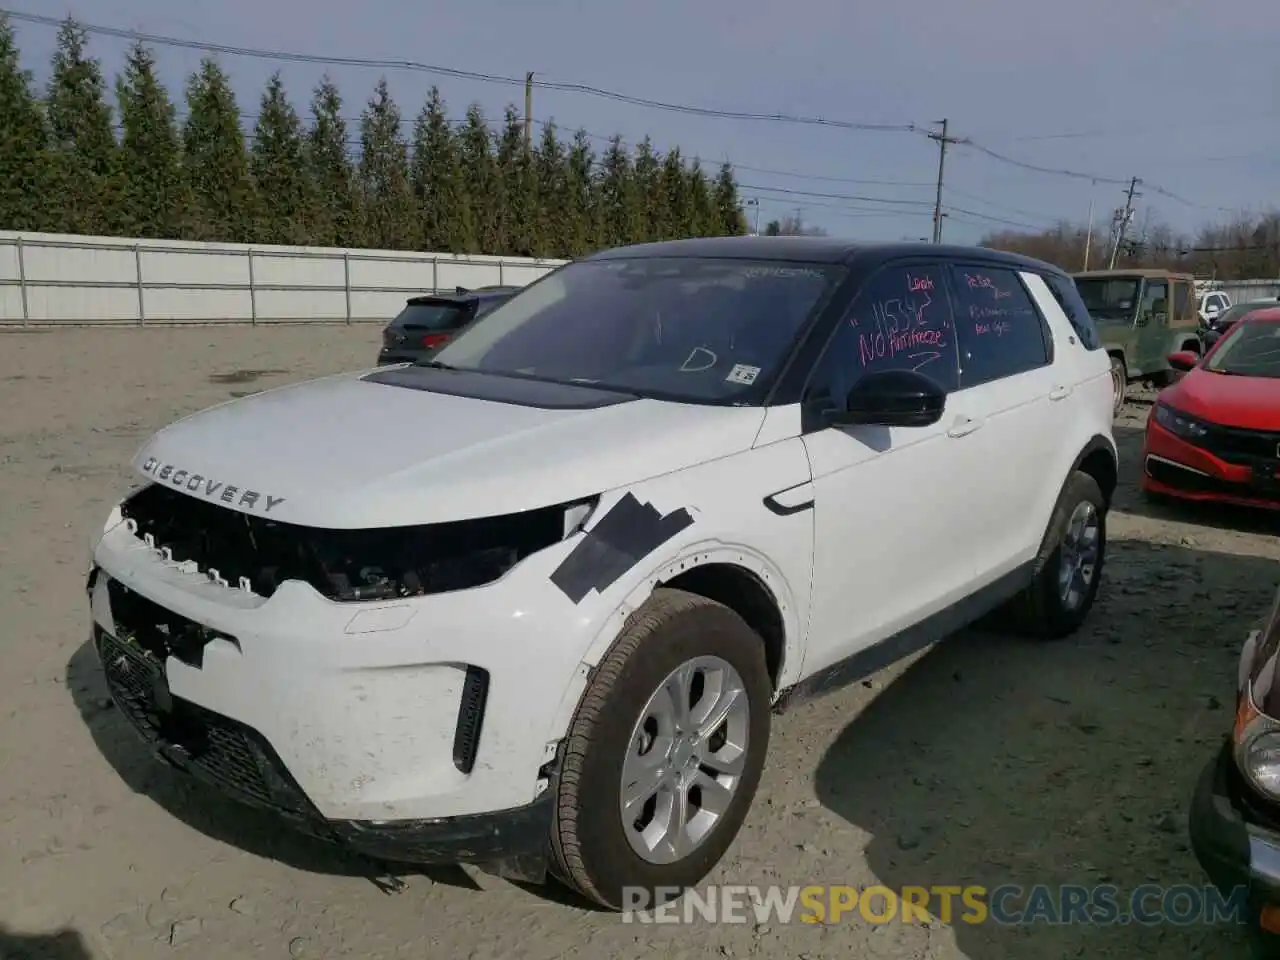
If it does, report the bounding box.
[119,483,601,602]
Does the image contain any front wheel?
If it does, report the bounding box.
[549,588,772,910]
[1007,470,1107,639]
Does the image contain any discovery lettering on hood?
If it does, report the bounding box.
[140,457,287,513]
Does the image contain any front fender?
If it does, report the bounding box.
[537,438,815,753]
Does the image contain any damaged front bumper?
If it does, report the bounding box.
[84,509,598,874]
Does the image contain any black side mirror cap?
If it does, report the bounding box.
[825,368,947,428]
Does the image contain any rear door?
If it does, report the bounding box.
[947,262,1060,585]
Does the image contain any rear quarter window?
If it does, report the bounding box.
[1043,274,1102,350]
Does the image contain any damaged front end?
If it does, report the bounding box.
[1189,583,1280,944]
[118,482,597,601]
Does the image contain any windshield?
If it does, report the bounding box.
[1073,277,1140,321]
[393,302,472,331]
[428,257,846,404]
[1205,318,1280,378]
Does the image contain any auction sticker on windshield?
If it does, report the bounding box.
[726,364,761,385]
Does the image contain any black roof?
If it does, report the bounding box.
[584,235,1067,276]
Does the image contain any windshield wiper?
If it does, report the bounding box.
[414,359,460,371]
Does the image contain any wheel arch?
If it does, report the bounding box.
[1071,433,1120,509]
[542,546,803,755]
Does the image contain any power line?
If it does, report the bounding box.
[2,8,920,134]
[14,8,1236,230]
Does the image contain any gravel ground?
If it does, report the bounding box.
[2,326,1278,960]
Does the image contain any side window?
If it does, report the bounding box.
[1173,282,1192,322]
[807,263,958,405]
[950,266,1051,386]
[1141,280,1169,325]
[1042,273,1102,350]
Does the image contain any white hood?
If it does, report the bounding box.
[131,369,767,528]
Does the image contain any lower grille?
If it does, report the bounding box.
[97,630,317,822]
[1146,456,1280,500]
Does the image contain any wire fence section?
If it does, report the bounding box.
[0,231,568,327]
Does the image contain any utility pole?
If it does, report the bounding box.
[1108,176,1141,269]
[1082,181,1097,270]
[928,119,960,243]
[524,72,534,153]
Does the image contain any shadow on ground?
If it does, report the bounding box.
[0,924,91,959]
[815,538,1274,958]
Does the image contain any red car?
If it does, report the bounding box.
[1140,307,1280,510]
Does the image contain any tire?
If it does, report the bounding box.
[1006,470,1107,639]
[1109,356,1127,416]
[548,587,772,911]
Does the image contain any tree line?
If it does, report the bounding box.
[0,16,748,258]
[979,209,1280,281]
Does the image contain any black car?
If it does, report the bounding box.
[1190,584,1280,957]
[376,285,520,365]
[1203,299,1280,348]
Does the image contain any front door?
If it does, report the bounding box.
[799,261,981,678]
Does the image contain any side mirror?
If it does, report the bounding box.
[1167,350,1198,372]
[826,369,947,428]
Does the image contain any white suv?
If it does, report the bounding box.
[87,238,1117,910]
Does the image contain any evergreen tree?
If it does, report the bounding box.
[495,104,535,256]
[685,158,716,237]
[0,13,50,231]
[409,86,469,252]
[712,161,746,236]
[45,17,121,235]
[631,136,662,243]
[356,78,416,249]
[562,129,596,257]
[182,57,255,242]
[660,147,692,239]
[596,134,643,248]
[251,71,312,245]
[116,42,184,239]
[305,75,358,247]
[457,104,497,254]
[533,120,567,258]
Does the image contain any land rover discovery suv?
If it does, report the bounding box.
[87,238,1118,910]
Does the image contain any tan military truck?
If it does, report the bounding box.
[1071,268,1204,415]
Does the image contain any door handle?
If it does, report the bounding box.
[947,416,983,438]
[1049,385,1073,401]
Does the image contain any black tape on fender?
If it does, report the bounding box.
[549,493,694,604]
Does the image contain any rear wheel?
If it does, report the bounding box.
[549,588,772,910]
[1006,471,1106,639]
[1109,356,1127,415]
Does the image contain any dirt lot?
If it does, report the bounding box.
[2,326,1278,960]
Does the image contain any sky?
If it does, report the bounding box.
[3,0,1278,247]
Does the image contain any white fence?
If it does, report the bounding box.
[0,231,568,326]
[1218,278,1280,303]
